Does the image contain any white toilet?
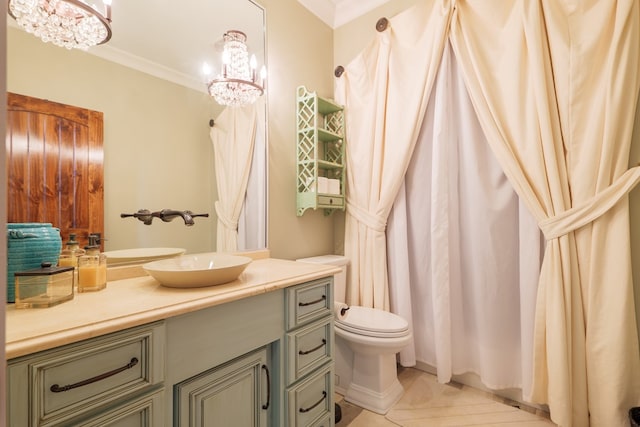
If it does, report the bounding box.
[297,255,412,415]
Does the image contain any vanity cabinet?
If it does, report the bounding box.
[6,322,165,426]
[165,287,283,425]
[296,85,346,216]
[6,262,337,427]
[284,277,335,426]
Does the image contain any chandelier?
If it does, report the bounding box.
[205,30,266,107]
[8,0,113,50]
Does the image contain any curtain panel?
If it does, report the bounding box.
[237,100,266,251]
[450,2,640,425]
[210,104,257,252]
[335,0,452,310]
[338,0,640,425]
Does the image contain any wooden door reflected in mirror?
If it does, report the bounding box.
[6,93,104,250]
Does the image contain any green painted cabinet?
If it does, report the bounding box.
[7,277,336,426]
[284,277,335,426]
[296,86,346,216]
[174,347,269,426]
[72,390,164,426]
[165,289,283,426]
[6,322,165,426]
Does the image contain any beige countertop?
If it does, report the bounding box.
[6,257,340,360]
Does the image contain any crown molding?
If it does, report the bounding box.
[298,0,392,28]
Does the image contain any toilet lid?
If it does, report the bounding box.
[336,306,409,338]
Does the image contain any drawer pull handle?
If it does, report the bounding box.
[299,390,327,413]
[299,339,327,355]
[298,295,326,307]
[50,357,139,393]
[261,364,270,410]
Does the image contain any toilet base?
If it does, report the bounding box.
[345,378,404,415]
[343,352,405,414]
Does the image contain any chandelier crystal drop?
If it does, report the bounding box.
[206,30,266,107]
[8,0,113,50]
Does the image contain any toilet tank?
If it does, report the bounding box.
[296,255,349,303]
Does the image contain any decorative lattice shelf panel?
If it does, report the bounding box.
[296,86,345,216]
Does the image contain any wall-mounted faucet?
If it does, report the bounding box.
[120,209,209,226]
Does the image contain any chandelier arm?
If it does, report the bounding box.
[207,78,265,95]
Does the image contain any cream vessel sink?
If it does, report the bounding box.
[142,253,252,288]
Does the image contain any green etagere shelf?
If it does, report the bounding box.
[296,85,346,216]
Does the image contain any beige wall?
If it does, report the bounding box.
[333,0,419,68]
[258,0,338,259]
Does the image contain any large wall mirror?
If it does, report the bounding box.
[6,0,267,254]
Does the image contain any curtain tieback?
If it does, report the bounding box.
[538,166,640,240]
[214,201,238,231]
[346,200,387,232]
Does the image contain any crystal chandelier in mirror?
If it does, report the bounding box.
[204,30,266,107]
[8,0,113,50]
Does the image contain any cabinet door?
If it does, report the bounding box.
[174,347,270,426]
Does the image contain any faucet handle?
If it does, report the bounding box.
[185,211,210,219]
[120,209,153,225]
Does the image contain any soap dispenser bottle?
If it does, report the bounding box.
[58,233,86,268]
[77,235,107,292]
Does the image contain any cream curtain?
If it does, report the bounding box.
[339,0,640,425]
[210,104,257,252]
[237,99,266,250]
[450,2,640,425]
[334,1,451,310]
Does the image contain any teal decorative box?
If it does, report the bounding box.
[7,223,62,303]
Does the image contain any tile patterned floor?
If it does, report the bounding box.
[336,367,556,426]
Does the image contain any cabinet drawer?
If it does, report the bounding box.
[70,388,164,427]
[286,363,334,427]
[310,413,334,427]
[317,195,344,208]
[286,278,333,330]
[7,322,165,426]
[286,317,333,385]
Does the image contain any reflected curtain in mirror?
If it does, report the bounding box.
[210,104,257,252]
[6,93,104,249]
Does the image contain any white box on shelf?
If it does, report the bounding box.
[328,179,340,195]
[317,177,329,194]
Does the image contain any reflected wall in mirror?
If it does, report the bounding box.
[6,0,267,254]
